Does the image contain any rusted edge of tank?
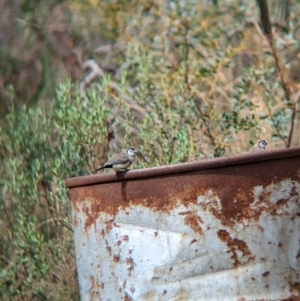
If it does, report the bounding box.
[65,146,300,188]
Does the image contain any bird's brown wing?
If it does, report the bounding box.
[94,152,129,173]
[104,152,129,166]
[249,146,263,153]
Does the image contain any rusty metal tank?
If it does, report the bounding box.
[66,147,300,301]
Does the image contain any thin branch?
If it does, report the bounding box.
[262,95,287,146]
[256,0,296,147]
[80,60,104,99]
[37,217,59,228]
[190,85,216,147]
[208,61,222,99]
[184,24,190,85]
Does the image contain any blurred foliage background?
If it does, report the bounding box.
[0,0,300,300]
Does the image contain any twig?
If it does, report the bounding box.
[37,217,60,228]
[184,24,190,85]
[256,0,295,147]
[190,85,216,147]
[2,200,14,236]
[262,94,287,146]
[208,61,222,99]
[80,60,104,99]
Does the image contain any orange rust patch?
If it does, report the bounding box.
[262,271,270,277]
[70,157,300,230]
[105,239,111,256]
[124,293,133,301]
[113,254,120,263]
[105,220,113,233]
[126,257,134,276]
[288,281,300,293]
[184,213,204,235]
[217,229,254,267]
[101,228,105,238]
[89,275,101,300]
[179,211,192,215]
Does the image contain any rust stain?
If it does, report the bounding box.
[289,281,300,294]
[123,235,129,242]
[69,156,300,231]
[89,275,101,300]
[189,239,197,245]
[113,222,120,228]
[105,239,111,256]
[179,211,192,215]
[124,293,133,301]
[113,254,120,263]
[217,229,254,267]
[101,228,105,238]
[105,220,113,233]
[258,225,264,232]
[285,298,300,301]
[262,271,270,277]
[126,257,135,276]
[184,213,204,235]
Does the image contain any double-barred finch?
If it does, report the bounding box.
[249,140,268,153]
[94,148,137,173]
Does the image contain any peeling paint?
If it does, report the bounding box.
[67,148,300,301]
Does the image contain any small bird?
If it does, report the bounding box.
[94,148,138,173]
[249,140,268,153]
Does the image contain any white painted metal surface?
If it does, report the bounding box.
[72,177,300,301]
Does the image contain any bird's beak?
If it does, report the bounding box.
[135,149,149,162]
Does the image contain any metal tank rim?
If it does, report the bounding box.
[65,146,300,188]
